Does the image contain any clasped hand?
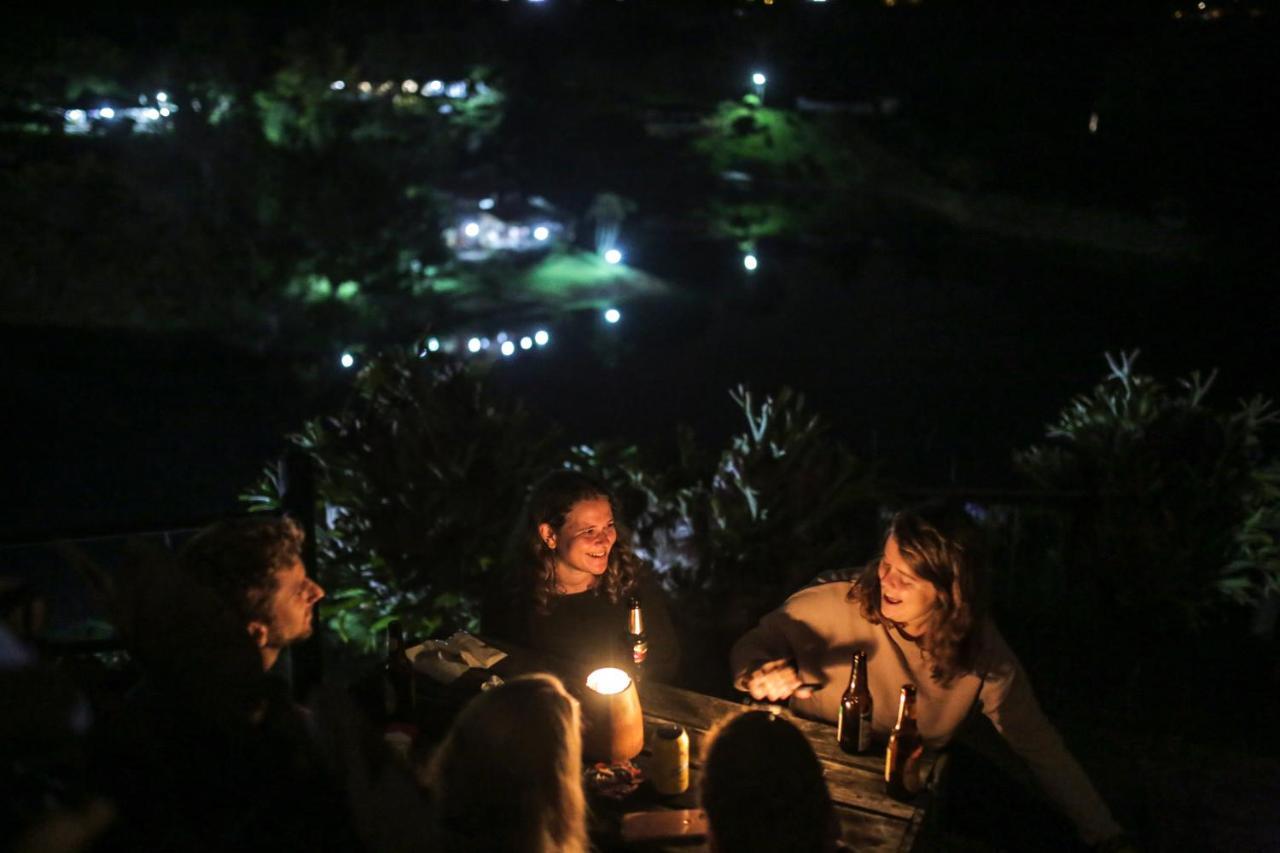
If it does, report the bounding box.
[741,658,816,702]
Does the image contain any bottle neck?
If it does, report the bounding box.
[629,604,644,635]
[846,651,864,691]
[895,688,916,728]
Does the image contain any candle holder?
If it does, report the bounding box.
[582,667,644,763]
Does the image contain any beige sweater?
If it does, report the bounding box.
[730,579,1121,846]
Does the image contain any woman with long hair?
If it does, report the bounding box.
[485,469,680,680]
[730,503,1125,850]
[425,673,588,853]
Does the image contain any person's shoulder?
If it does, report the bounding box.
[784,572,860,613]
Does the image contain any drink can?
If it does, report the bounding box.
[651,723,689,795]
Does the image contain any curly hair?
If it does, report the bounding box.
[849,503,987,685]
[517,470,640,615]
[180,515,305,626]
[427,673,588,853]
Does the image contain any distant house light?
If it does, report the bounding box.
[358,81,373,94]
[402,79,419,94]
[340,352,355,369]
[479,197,496,210]
[752,72,767,86]
[743,253,758,271]
[66,109,86,122]
[330,80,346,91]
[427,337,441,352]
[438,104,454,115]
[99,107,116,119]
[604,308,621,324]
[520,336,534,350]
[467,337,482,353]
[425,80,444,95]
[464,222,481,238]
[534,329,550,346]
[143,108,161,121]
[604,248,623,265]
[534,225,550,241]
[446,81,468,99]
[501,341,516,357]
[155,92,168,103]
[159,108,171,117]
[1088,112,1099,134]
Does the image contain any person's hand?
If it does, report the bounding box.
[741,658,814,702]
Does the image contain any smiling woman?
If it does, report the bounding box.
[730,503,1125,849]
[483,470,681,681]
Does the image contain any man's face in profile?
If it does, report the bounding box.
[260,559,325,650]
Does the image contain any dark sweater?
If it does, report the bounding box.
[490,572,681,683]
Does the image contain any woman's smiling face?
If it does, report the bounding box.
[878,533,939,634]
[540,497,617,593]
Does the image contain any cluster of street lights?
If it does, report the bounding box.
[64,91,176,134]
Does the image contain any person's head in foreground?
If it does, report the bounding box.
[701,710,841,853]
[181,515,325,671]
[520,469,638,606]
[852,501,988,683]
[426,672,588,853]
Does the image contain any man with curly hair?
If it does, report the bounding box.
[181,515,325,672]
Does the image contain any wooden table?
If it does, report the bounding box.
[634,679,925,852]
[467,640,928,852]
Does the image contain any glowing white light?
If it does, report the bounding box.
[604,308,621,324]
[463,222,480,238]
[520,336,533,350]
[752,72,767,86]
[155,92,168,103]
[340,352,355,369]
[446,81,468,99]
[586,667,632,695]
[743,254,758,271]
[1197,0,1206,8]
[500,340,516,357]
[479,197,496,210]
[159,108,171,117]
[1088,112,1099,134]
[426,80,444,95]
[438,104,453,115]
[534,329,550,346]
[143,108,161,121]
[480,337,491,350]
[427,337,440,352]
[358,81,373,94]
[402,79,419,94]
[604,248,622,265]
[496,331,509,343]
[99,107,115,119]
[66,109,86,122]
[533,225,550,241]
[330,80,345,91]
[467,337,482,353]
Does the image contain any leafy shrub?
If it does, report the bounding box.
[1014,351,1280,634]
[246,348,557,649]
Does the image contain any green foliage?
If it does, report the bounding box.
[1014,351,1280,632]
[247,349,558,649]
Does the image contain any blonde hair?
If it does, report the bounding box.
[427,673,588,853]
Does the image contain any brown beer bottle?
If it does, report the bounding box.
[836,649,874,754]
[884,683,921,801]
[627,596,649,670]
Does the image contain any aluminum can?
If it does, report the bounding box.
[651,723,689,795]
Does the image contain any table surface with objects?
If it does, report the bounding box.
[441,638,932,853]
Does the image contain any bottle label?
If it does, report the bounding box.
[632,639,648,665]
[858,710,873,752]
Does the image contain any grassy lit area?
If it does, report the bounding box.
[415,250,669,314]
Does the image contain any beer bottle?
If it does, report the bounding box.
[836,649,874,754]
[627,596,648,670]
[384,620,416,724]
[884,683,921,801]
